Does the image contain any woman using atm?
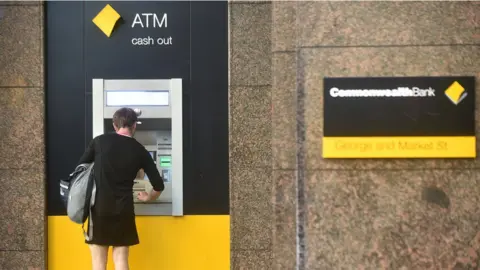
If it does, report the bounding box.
[78,107,164,270]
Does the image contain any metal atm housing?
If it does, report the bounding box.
[92,79,183,216]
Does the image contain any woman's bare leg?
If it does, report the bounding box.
[89,244,109,270]
[112,246,130,270]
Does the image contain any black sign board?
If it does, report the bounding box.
[323,76,476,158]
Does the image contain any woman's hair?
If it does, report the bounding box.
[112,107,138,129]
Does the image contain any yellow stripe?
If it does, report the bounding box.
[48,215,230,270]
[323,136,476,158]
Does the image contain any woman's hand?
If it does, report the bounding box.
[136,169,145,179]
[137,191,150,202]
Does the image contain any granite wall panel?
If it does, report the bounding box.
[230,110,272,168]
[230,85,272,169]
[229,1,273,268]
[0,5,42,87]
[231,167,273,250]
[297,1,480,47]
[0,1,45,269]
[232,250,273,270]
[1,1,42,5]
[305,169,480,269]
[0,170,44,251]
[273,170,296,270]
[0,251,44,270]
[230,2,272,86]
[272,1,296,52]
[0,88,45,169]
[272,53,296,170]
[230,0,479,269]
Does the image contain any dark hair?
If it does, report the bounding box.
[112,107,138,129]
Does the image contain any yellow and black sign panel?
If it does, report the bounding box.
[323,77,476,158]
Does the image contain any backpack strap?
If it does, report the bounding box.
[83,138,99,241]
[83,169,97,241]
[82,209,93,241]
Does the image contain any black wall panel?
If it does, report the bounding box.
[46,2,86,216]
[46,1,229,215]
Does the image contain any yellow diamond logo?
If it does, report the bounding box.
[92,4,121,38]
[444,81,467,105]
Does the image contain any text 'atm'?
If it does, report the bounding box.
[92,79,183,216]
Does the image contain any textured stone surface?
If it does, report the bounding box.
[0,1,42,5]
[230,86,272,168]
[230,2,480,270]
[272,1,296,52]
[232,250,273,270]
[230,3,272,86]
[0,170,44,251]
[300,46,480,170]
[297,1,480,47]
[306,169,480,269]
[474,79,480,168]
[273,170,296,270]
[273,170,296,223]
[0,5,42,87]
[230,86,271,124]
[231,167,272,249]
[0,88,45,169]
[0,0,45,264]
[0,251,44,270]
[272,53,296,170]
[229,2,274,265]
[229,0,270,3]
[39,5,44,83]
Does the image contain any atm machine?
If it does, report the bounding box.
[92,78,183,216]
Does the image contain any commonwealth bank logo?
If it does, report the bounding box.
[444,81,467,105]
[92,4,122,38]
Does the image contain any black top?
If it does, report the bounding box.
[78,133,164,216]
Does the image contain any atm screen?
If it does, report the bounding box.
[105,90,169,106]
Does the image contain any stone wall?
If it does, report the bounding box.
[0,1,45,269]
[229,1,274,268]
[230,1,480,269]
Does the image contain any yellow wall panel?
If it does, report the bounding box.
[48,215,230,270]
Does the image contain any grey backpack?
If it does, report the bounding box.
[59,163,97,240]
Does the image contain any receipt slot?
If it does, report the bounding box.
[92,78,183,216]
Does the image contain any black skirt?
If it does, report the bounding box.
[85,211,139,247]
